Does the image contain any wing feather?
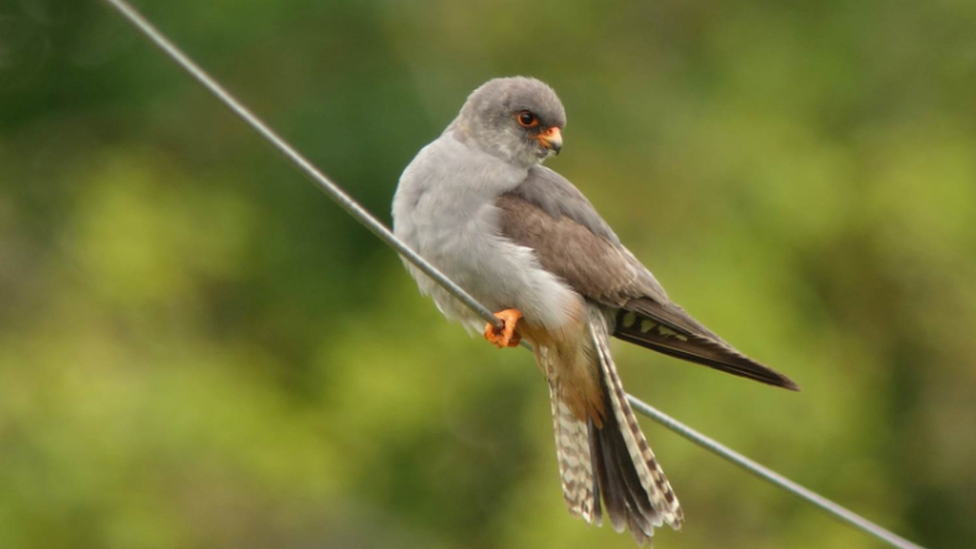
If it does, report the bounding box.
[497,167,798,390]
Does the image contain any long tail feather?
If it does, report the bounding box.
[543,306,684,546]
[546,346,600,524]
[590,313,683,534]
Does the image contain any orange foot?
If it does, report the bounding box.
[484,309,523,348]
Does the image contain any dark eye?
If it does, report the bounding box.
[517,111,539,128]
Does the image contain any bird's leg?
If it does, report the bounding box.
[484,309,523,348]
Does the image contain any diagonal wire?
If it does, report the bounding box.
[628,398,923,549]
[100,2,924,548]
[98,0,502,333]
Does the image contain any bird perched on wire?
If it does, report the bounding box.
[392,76,798,545]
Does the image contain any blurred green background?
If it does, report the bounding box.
[2,0,975,547]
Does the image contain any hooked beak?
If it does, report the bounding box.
[538,126,563,155]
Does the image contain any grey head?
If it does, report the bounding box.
[449,76,566,169]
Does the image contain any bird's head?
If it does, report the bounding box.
[451,76,566,168]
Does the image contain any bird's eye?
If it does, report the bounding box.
[517,111,539,128]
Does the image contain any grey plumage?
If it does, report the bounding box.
[393,76,797,545]
[450,78,566,169]
[504,166,620,244]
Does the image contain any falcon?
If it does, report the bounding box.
[392,76,797,545]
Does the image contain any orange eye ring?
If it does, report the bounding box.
[517,111,540,128]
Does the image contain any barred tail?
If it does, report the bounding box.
[590,309,683,545]
[549,380,600,525]
[546,309,683,546]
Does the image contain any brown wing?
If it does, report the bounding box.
[496,191,644,306]
[497,167,799,391]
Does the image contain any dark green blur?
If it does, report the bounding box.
[1,1,974,547]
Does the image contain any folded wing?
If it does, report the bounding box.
[497,166,798,390]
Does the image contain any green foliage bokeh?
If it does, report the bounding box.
[2,1,975,548]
